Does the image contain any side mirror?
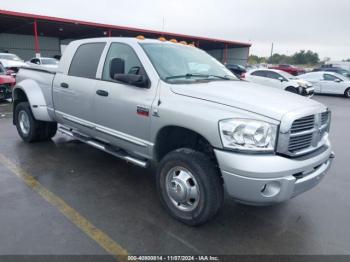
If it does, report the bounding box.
[278,77,285,82]
[110,58,125,78]
[334,78,342,83]
[113,74,148,88]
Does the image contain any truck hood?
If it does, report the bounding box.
[170,80,325,121]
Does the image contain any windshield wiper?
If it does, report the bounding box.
[165,73,232,80]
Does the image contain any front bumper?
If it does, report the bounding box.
[214,141,334,205]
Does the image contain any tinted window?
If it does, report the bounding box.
[69,42,106,78]
[31,58,40,64]
[266,71,282,80]
[251,70,266,77]
[102,43,144,81]
[323,74,341,81]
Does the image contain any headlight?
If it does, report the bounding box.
[219,119,278,152]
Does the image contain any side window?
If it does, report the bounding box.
[323,74,340,81]
[251,70,266,77]
[102,43,144,81]
[265,71,281,80]
[31,58,40,64]
[69,42,106,78]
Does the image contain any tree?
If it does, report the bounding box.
[249,50,320,65]
[248,55,267,64]
[291,50,319,65]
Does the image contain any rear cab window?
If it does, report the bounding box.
[69,42,106,78]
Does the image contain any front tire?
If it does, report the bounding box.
[344,88,350,98]
[15,102,57,142]
[157,148,224,226]
[285,86,298,94]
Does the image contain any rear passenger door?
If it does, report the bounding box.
[248,70,269,86]
[53,42,106,135]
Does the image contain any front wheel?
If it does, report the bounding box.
[15,102,57,142]
[285,86,298,94]
[156,148,224,226]
[344,88,350,98]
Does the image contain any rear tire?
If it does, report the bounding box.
[15,102,57,143]
[344,88,350,98]
[156,148,224,226]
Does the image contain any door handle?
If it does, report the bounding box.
[96,90,109,97]
[60,82,69,88]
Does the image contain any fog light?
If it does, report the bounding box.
[261,181,281,197]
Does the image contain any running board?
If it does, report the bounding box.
[58,126,148,168]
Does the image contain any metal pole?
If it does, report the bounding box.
[33,19,40,57]
[270,42,274,59]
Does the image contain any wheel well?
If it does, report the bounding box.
[13,88,28,124]
[154,126,218,164]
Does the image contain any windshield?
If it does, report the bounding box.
[41,58,59,65]
[0,54,21,61]
[141,43,237,83]
[278,70,296,79]
[332,73,348,81]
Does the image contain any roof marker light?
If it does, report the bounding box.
[158,37,166,42]
[136,35,145,40]
[179,41,187,45]
[169,39,178,43]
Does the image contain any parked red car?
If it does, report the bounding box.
[269,64,305,76]
[0,63,16,101]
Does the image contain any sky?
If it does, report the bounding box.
[1,0,350,60]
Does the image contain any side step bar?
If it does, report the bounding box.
[58,126,148,168]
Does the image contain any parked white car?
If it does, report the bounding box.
[26,57,59,69]
[245,69,314,97]
[301,72,350,98]
[0,53,27,73]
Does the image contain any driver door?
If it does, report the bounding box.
[320,73,343,94]
[265,71,285,89]
[93,42,157,158]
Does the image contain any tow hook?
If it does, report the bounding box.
[330,152,335,159]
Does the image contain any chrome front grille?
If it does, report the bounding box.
[288,133,313,152]
[290,115,315,134]
[277,109,331,157]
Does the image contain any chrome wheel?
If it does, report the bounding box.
[165,166,200,212]
[18,110,30,135]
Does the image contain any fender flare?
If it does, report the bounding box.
[13,79,54,122]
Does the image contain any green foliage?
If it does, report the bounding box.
[291,50,319,65]
[249,50,320,65]
[248,55,267,64]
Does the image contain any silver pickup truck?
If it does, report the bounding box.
[13,37,334,225]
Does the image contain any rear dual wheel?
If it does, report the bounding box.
[15,102,57,142]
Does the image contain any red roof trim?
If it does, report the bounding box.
[0,9,251,47]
